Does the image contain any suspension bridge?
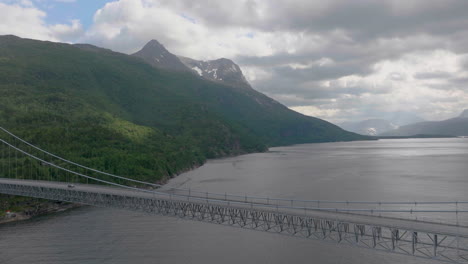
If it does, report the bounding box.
[0,127,468,263]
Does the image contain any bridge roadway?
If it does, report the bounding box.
[1,178,468,263]
[0,178,467,236]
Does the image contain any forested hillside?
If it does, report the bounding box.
[0,35,366,182]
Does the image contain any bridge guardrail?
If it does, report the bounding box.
[2,180,468,264]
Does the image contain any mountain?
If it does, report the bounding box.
[179,56,251,88]
[385,111,425,126]
[384,111,426,126]
[133,40,251,89]
[339,112,426,136]
[131,39,189,72]
[339,119,398,136]
[459,109,468,118]
[381,110,468,137]
[0,35,367,182]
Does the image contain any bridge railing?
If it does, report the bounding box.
[3,181,468,264]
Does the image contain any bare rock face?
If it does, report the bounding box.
[179,56,251,88]
[132,39,252,89]
[132,40,190,72]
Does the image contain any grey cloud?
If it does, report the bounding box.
[414,71,452,80]
[272,61,372,82]
[253,76,391,105]
[76,0,468,122]
[236,32,446,90]
[171,0,468,41]
[450,77,468,85]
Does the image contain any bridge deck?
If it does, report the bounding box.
[1,178,467,237]
[2,178,468,263]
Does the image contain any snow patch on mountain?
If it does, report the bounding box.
[132,40,252,88]
[192,66,203,76]
[179,56,251,88]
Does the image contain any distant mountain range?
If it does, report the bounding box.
[339,112,425,136]
[381,110,468,137]
[339,119,398,136]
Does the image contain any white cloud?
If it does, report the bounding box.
[50,19,84,42]
[81,0,284,60]
[288,58,335,70]
[0,2,53,40]
[242,66,272,82]
[290,50,468,122]
[0,1,82,42]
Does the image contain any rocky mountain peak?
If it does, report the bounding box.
[131,40,189,72]
[179,56,251,88]
[132,39,252,88]
[146,39,163,47]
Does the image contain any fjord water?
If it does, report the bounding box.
[1,138,467,264]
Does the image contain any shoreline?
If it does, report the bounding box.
[0,162,203,225]
[0,139,372,225]
[0,198,83,225]
[2,138,465,226]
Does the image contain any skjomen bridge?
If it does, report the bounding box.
[1,127,468,263]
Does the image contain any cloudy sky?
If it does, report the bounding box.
[1,0,468,123]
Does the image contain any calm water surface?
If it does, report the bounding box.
[1,138,467,264]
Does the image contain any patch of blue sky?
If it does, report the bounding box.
[34,0,113,29]
[180,13,197,24]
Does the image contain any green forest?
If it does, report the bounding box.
[0,35,367,187]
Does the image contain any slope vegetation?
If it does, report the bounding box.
[0,35,366,181]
